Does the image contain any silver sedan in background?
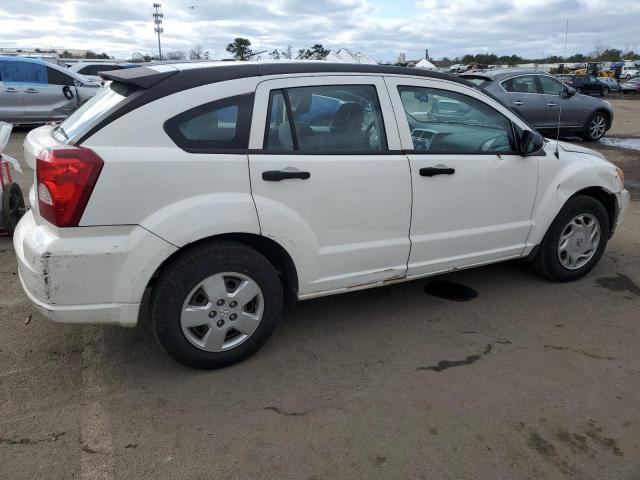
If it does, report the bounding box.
[461,69,614,141]
[0,56,101,125]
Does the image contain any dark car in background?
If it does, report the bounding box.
[556,74,608,96]
[461,69,613,141]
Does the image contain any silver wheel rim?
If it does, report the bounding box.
[180,272,264,352]
[557,214,601,270]
[589,115,606,139]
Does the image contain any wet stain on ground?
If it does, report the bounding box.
[424,280,478,302]
[418,344,492,372]
[596,273,640,297]
[584,422,623,456]
[527,432,557,458]
[555,430,594,456]
[544,344,616,361]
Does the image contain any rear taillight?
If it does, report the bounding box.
[36,146,103,227]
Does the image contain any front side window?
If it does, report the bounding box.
[46,67,74,86]
[164,93,254,153]
[538,75,564,95]
[397,86,515,153]
[501,75,539,94]
[264,84,386,152]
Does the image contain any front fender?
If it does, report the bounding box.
[527,151,621,246]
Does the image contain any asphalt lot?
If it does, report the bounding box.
[1,99,640,479]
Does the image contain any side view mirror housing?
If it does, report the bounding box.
[519,129,545,156]
[564,86,576,98]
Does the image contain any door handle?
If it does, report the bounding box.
[3,87,18,92]
[513,100,523,106]
[420,167,455,177]
[24,88,39,93]
[547,102,557,107]
[262,170,311,181]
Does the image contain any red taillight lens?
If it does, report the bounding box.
[36,147,103,227]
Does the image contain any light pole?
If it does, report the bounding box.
[153,3,164,60]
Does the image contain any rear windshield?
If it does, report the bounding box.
[53,82,135,143]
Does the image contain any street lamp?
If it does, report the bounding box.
[153,3,164,60]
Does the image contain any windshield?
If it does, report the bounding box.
[53,82,135,143]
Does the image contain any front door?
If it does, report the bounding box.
[248,76,412,296]
[385,77,539,277]
[20,65,77,122]
[537,74,582,129]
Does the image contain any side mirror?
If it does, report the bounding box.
[519,130,544,156]
[564,87,576,97]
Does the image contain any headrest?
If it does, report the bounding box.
[330,103,364,134]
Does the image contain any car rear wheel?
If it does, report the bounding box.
[150,241,283,369]
[582,111,608,141]
[532,195,609,282]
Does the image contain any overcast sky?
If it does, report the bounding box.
[1,0,639,62]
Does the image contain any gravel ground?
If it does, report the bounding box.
[1,98,639,479]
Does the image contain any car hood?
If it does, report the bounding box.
[556,140,605,158]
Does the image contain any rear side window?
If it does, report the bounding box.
[264,84,386,153]
[164,94,254,153]
[501,75,539,94]
[0,61,47,83]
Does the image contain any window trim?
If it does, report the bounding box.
[261,83,389,154]
[397,84,519,156]
[163,93,254,154]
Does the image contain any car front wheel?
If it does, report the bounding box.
[150,241,283,369]
[532,195,609,282]
[582,111,608,141]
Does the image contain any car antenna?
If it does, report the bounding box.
[555,19,569,159]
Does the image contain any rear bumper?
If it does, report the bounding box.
[13,210,176,327]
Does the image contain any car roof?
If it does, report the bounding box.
[100,60,477,90]
[460,68,550,81]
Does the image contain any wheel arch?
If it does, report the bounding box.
[568,186,617,236]
[146,233,299,309]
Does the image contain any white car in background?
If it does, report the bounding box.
[620,65,639,79]
[67,62,139,83]
[13,62,629,369]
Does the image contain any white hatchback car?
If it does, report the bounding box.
[14,62,629,368]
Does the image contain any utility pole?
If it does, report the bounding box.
[153,3,164,60]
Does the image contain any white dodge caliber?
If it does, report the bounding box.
[14,61,630,368]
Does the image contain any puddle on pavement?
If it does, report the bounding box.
[424,280,478,302]
[599,137,640,151]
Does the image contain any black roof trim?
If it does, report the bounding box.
[78,62,476,144]
[99,66,178,89]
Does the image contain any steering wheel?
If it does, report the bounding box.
[481,135,510,152]
[62,85,74,100]
[363,121,381,150]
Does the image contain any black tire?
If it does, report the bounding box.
[532,195,609,282]
[581,111,609,142]
[2,182,25,236]
[150,241,283,369]
[601,87,609,97]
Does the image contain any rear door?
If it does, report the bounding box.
[21,66,77,122]
[0,61,26,123]
[248,75,412,297]
[500,74,551,128]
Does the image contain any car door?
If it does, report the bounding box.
[500,74,551,128]
[0,61,26,123]
[21,65,77,122]
[537,74,583,129]
[248,76,412,297]
[384,76,539,277]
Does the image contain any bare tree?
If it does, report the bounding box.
[165,50,187,60]
[189,44,207,60]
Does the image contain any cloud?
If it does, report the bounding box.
[0,0,639,62]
